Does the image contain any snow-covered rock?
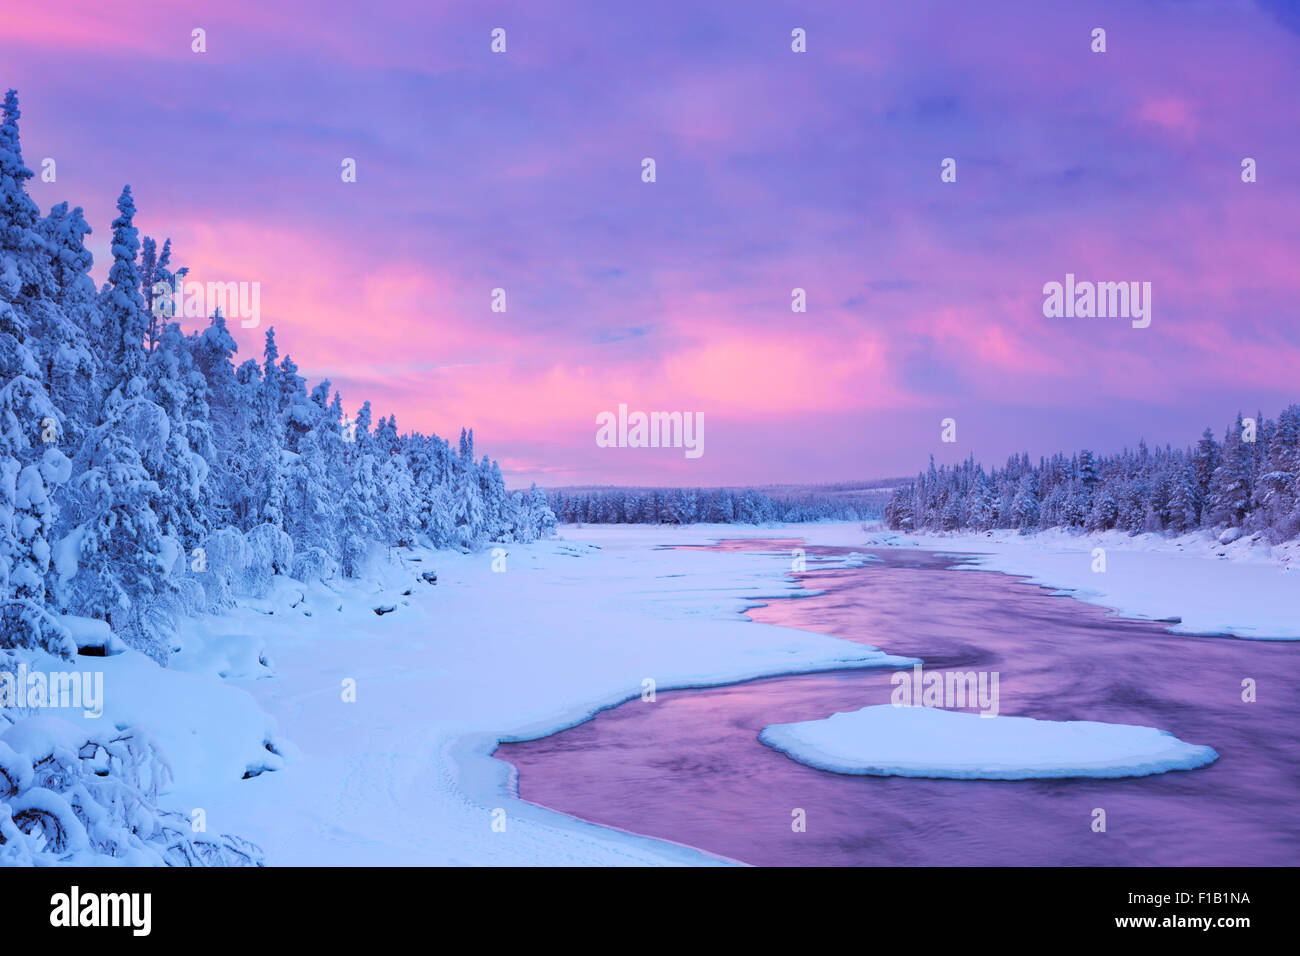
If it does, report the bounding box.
[58,615,126,656]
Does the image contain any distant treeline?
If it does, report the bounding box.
[884,405,1300,541]
[548,481,899,525]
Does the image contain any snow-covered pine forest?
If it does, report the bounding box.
[549,482,894,525]
[0,89,557,667]
[884,409,1300,541]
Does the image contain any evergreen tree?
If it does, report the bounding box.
[35,202,97,443]
[1011,472,1040,532]
[1166,463,1198,533]
[61,427,170,659]
[451,459,484,549]
[101,186,148,392]
[1192,427,1220,520]
[1208,414,1252,527]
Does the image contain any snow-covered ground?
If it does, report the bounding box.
[8,519,1295,865]
[759,705,1220,779]
[19,529,916,866]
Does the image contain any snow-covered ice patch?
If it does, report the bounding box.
[759,705,1219,779]
[837,551,882,568]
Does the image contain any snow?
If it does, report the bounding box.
[5,786,90,855]
[3,107,1285,865]
[564,522,1300,641]
[9,645,280,794]
[5,528,915,865]
[51,525,85,581]
[1,714,87,762]
[58,615,126,655]
[759,704,1220,779]
[5,519,1293,864]
[38,447,72,485]
[865,526,1300,641]
[184,536,915,865]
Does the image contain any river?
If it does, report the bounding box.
[496,540,1299,865]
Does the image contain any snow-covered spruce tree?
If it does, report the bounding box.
[1010,472,1040,533]
[485,458,510,540]
[966,471,994,530]
[2,87,562,863]
[379,440,418,547]
[1192,427,1221,522]
[884,407,1300,543]
[451,456,485,550]
[405,431,457,548]
[98,187,149,390]
[1252,405,1300,538]
[144,319,211,548]
[54,186,179,659]
[34,202,97,448]
[1207,414,1252,528]
[548,483,863,527]
[2,89,552,659]
[0,90,76,657]
[190,310,241,529]
[278,352,312,454]
[528,482,557,539]
[283,380,340,562]
[139,236,181,354]
[60,425,171,660]
[253,328,288,529]
[1165,461,1199,534]
[339,416,384,576]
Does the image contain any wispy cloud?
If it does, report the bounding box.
[6,0,1298,484]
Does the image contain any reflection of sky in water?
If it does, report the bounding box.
[500,545,1300,866]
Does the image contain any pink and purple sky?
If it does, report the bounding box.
[5,0,1299,487]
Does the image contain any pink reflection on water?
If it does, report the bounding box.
[498,543,1300,866]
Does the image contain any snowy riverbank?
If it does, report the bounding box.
[213,520,1289,860]
[14,530,916,865]
[7,519,1295,866]
[565,522,1300,641]
[866,525,1300,641]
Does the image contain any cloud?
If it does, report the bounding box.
[6,0,1299,484]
